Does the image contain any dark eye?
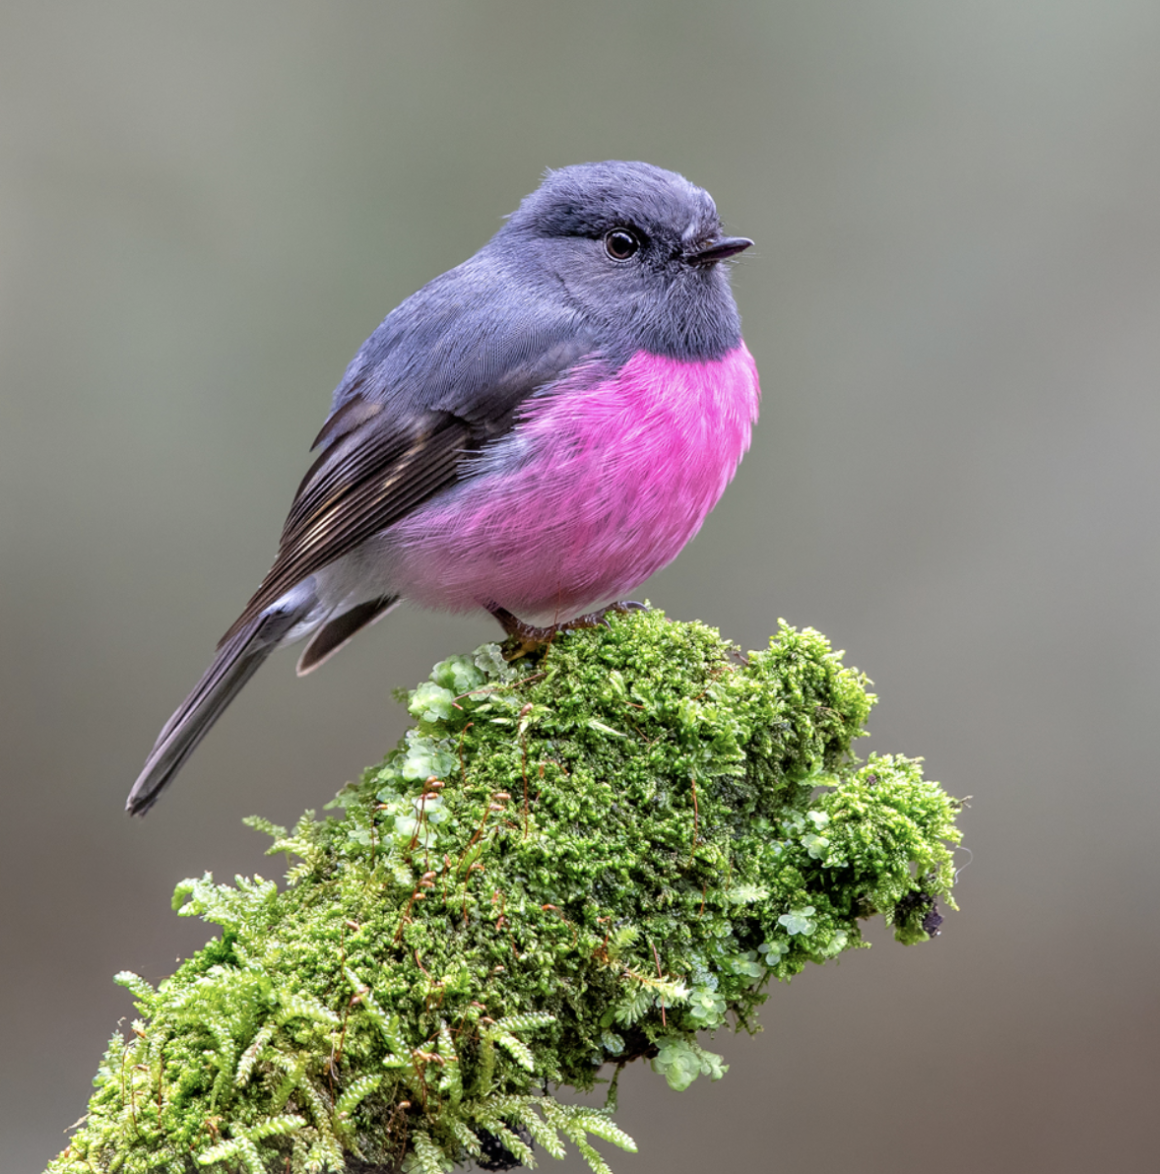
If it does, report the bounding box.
[604,228,640,261]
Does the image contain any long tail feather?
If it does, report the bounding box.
[126,602,308,816]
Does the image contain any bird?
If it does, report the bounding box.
[127,160,760,815]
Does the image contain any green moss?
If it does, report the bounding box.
[47,613,963,1174]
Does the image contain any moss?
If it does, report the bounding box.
[47,613,963,1174]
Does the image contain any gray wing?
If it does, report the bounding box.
[222,255,595,642]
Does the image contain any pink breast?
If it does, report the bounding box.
[385,343,760,623]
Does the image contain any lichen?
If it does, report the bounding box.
[47,612,963,1174]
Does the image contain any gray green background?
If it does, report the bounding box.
[3,3,1157,1170]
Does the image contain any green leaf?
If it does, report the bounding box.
[409,681,458,723]
[651,1038,729,1091]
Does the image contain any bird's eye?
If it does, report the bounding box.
[604,228,640,261]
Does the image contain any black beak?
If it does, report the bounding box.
[687,235,753,266]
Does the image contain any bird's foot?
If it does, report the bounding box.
[487,601,649,658]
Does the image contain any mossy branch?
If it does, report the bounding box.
[47,612,963,1174]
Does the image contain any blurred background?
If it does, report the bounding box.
[3,2,1158,1170]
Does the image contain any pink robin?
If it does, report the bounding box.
[128,161,759,815]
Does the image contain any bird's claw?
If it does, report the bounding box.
[487,601,649,659]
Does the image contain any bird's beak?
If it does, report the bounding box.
[686,236,754,266]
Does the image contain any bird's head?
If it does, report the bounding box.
[498,160,752,360]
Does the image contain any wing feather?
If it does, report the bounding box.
[222,410,468,641]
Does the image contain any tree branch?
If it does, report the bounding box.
[46,612,963,1174]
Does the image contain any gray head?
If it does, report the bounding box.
[497,161,752,361]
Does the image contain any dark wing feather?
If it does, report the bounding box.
[221,250,597,645]
[222,408,469,641]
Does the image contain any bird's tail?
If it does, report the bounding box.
[125,597,311,817]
